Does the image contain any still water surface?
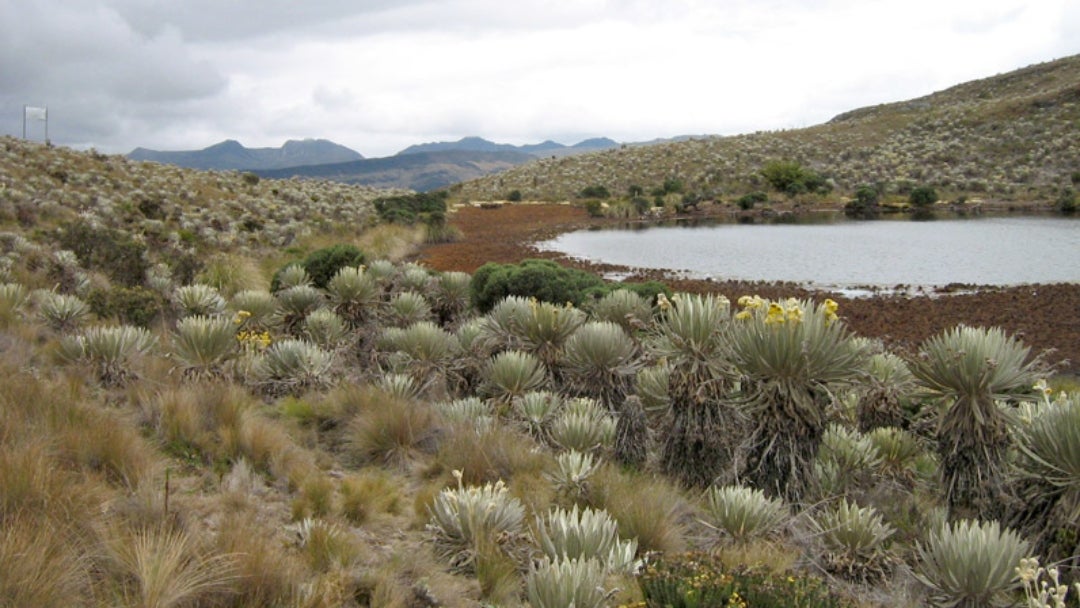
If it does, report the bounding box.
[537,213,1080,291]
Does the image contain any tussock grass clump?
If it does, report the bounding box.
[433,424,550,487]
[587,465,687,554]
[0,513,93,608]
[106,525,238,608]
[339,468,405,525]
[346,390,441,467]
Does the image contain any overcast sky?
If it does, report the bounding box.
[2,0,1077,158]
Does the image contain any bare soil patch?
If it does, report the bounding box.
[417,203,1080,374]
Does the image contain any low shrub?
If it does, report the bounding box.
[638,552,855,607]
[271,244,366,291]
[470,259,607,312]
[737,191,769,210]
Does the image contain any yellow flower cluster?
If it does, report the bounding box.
[736,295,807,325]
[823,298,839,325]
[233,310,252,324]
[237,329,272,352]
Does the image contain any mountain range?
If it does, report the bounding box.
[127,136,621,191]
[128,138,363,171]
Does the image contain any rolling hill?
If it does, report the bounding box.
[128,138,364,171]
[451,54,1080,203]
[254,149,534,192]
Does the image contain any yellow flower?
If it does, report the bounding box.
[738,295,764,310]
[785,303,803,323]
[765,302,786,324]
[823,298,839,315]
[735,310,752,321]
[1034,379,1053,397]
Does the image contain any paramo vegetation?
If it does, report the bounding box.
[1,133,1079,608]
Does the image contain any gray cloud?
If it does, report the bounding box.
[2,0,1076,157]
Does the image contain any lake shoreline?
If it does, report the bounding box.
[418,202,1080,374]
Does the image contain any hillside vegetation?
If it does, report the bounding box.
[452,54,1080,205]
[1,134,1079,607]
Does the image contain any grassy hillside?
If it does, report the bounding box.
[452,54,1080,204]
[0,115,1078,606]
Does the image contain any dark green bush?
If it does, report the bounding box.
[761,161,828,197]
[470,259,607,312]
[639,552,855,608]
[506,189,523,202]
[583,200,604,217]
[909,185,939,208]
[662,178,685,195]
[737,191,769,210]
[580,185,611,199]
[1071,171,1080,186]
[631,197,652,215]
[86,286,165,327]
[271,244,366,291]
[56,221,150,287]
[373,191,448,225]
[1058,188,1077,213]
[628,184,645,197]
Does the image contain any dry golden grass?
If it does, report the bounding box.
[0,512,93,607]
[430,424,552,487]
[587,464,688,554]
[214,512,304,607]
[346,391,442,468]
[105,524,238,608]
[339,468,405,525]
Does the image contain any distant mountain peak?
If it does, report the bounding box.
[128,139,363,171]
[396,136,619,158]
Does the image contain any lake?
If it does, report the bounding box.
[536,213,1080,293]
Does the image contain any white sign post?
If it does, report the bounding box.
[23,105,48,141]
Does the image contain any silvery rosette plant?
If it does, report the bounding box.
[326,265,380,328]
[908,325,1042,516]
[701,484,789,545]
[915,519,1030,608]
[60,324,157,387]
[253,338,334,397]
[482,350,548,406]
[525,556,611,608]
[534,504,638,574]
[36,291,90,332]
[426,475,526,573]
[590,288,653,333]
[730,297,867,500]
[1012,389,1080,567]
[170,314,238,379]
[807,499,895,581]
[560,320,641,408]
[649,293,739,488]
[173,283,227,318]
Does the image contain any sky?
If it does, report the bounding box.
[2,0,1077,159]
